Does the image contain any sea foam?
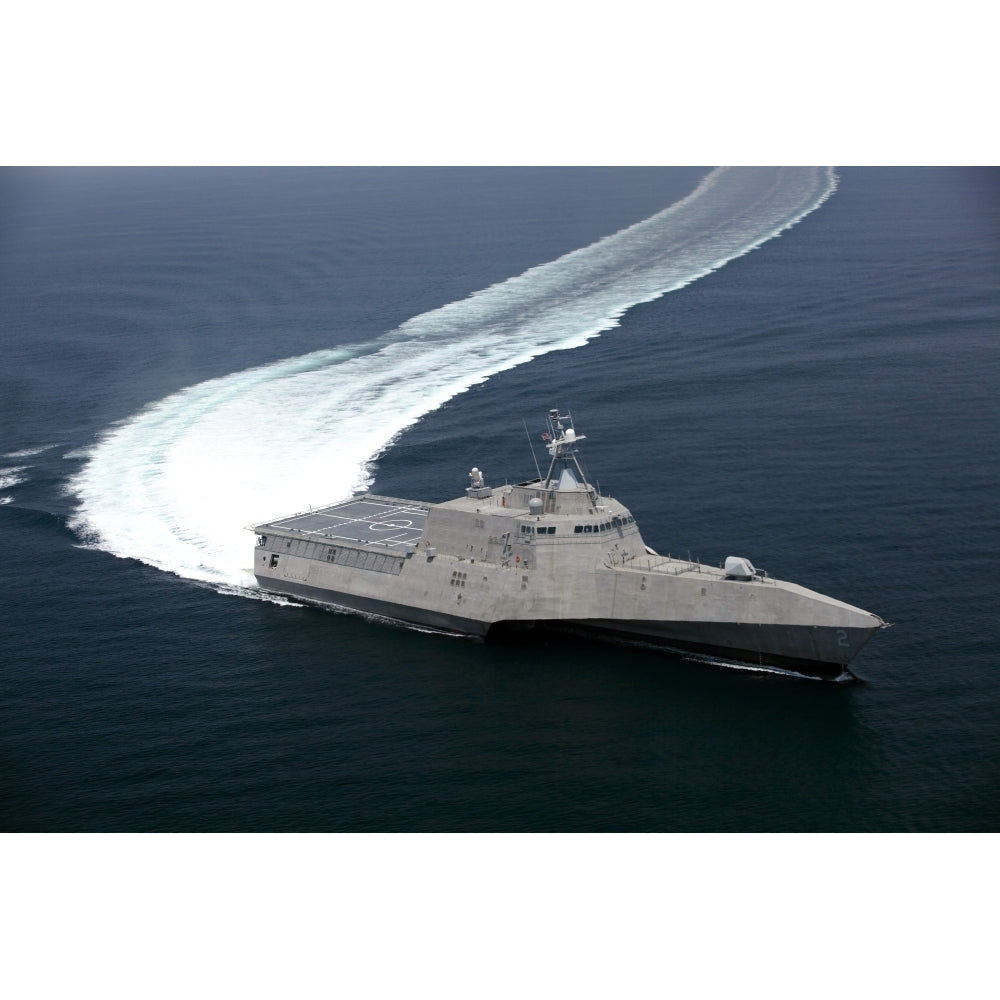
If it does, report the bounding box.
[68,167,838,588]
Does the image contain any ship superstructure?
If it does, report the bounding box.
[251,409,886,679]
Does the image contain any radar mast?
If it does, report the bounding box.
[541,408,596,501]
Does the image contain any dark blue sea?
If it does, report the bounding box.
[2,166,998,833]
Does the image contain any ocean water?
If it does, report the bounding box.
[1,166,997,832]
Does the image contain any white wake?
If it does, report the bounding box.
[68,167,837,587]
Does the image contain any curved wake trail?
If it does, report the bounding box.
[68,167,837,588]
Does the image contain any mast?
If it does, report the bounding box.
[541,408,597,502]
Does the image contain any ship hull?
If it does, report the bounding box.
[255,575,876,680]
[505,619,874,679]
[253,575,493,637]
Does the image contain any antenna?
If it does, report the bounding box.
[523,419,543,481]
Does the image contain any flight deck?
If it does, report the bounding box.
[256,496,428,551]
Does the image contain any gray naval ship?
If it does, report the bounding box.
[251,409,887,680]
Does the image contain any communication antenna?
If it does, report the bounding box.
[523,419,543,481]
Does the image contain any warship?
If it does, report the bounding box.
[251,409,887,680]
